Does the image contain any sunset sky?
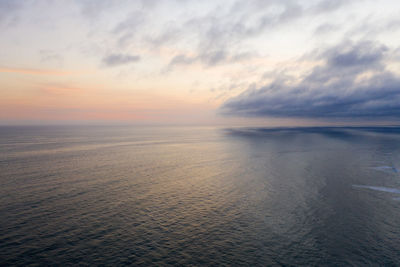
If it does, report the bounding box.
[1,0,400,125]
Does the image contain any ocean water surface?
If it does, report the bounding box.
[1,126,400,266]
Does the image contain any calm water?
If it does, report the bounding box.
[1,126,400,266]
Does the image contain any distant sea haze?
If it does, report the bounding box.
[1,126,400,266]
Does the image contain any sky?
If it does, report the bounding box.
[1,0,400,126]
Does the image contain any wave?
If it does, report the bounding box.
[370,166,398,174]
[352,185,400,194]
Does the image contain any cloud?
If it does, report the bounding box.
[325,42,386,68]
[76,0,360,71]
[221,41,400,119]
[314,23,340,35]
[160,0,356,69]
[346,17,400,39]
[180,1,303,66]
[0,0,24,26]
[77,0,131,19]
[112,11,146,47]
[167,50,252,68]
[39,50,63,65]
[102,53,140,67]
[0,67,71,75]
[169,54,197,66]
[312,0,348,13]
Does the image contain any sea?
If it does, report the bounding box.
[1,126,400,266]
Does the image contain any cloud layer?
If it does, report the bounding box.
[221,41,400,119]
[2,0,400,124]
[102,53,140,67]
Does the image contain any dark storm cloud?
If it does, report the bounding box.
[325,42,386,68]
[221,41,400,119]
[102,53,140,67]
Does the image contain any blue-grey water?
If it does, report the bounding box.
[2,126,400,266]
